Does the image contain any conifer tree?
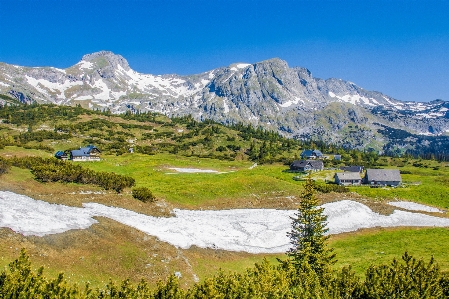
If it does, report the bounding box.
[287,176,336,278]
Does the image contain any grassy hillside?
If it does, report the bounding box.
[1,103,449,289]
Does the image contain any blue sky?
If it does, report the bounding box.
[0,0,448,102]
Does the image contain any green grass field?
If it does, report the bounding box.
[349,163,449,209]
[1,147,449,288]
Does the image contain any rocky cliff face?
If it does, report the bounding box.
[1,51,448,151]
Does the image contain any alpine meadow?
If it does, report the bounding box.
[1,1,449,296]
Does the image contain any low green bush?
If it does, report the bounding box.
[132,187,156,203]
[313,182,349,193]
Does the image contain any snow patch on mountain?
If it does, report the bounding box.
[223,100,230,113]
[77,61,94,70]
[332,94,376,106]
[73,95,93,101]
[92,79,111,100]
[279,97,302,108]
[230,63,250,71]
[25,76,83,98]
[236,63,250,69]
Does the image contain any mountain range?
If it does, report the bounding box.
[1,50,448,154]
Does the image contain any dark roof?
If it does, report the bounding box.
[79,144,100,154]
[300,149,323,157]
[290,159,324,169]
[54,151,67,157]
[312,149,323,156]
[365,169,402,182]
[340,166,364,172]
[71,149,89,157]
[335,172,362,180]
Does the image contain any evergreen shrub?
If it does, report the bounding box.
[132,187,156,203]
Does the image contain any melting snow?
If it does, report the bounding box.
[73,95,93,101]
[167,168,220,173]
[279,98,302,108]
[337,94,376,106]
[236,63,250,69]
[388,201,442,213]
[25,76,83,98]
[77,61,94,70]
[230,64,250,72]
[92,79,111,100]
[1,192,449,253]
[223,101,230,113]
[0,82,9,87]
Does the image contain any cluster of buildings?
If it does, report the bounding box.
[54,145,101,161]
[290,149,402,187]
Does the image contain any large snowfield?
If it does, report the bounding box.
[1,191,448,254]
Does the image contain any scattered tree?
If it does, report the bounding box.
[287,176,336,278]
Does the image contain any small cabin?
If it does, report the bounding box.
[54,150,69,161]
[290,160,324,172]
[364,169,402,187]
[70,145,101,161]
[334,172,362,186]
[300,149,323,160]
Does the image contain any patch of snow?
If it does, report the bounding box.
[279,97,301,108]
[110,90,127,99]
[73,95,93,101]
[50,67,66,74]
[407,102,428,112]
[0,191,97,236]
[248,115,259,121]
[336,94,374,106]
[2,192,449,253]
[418,131,435,136]
[388,201,442,213]
[0,81,9,87]
[92,79,111,101]
[370,98,379,105]
[77,61,94,70]
[167,168,220,173]
[223,101,230,113]
[230,67,238,71]
[236,63,250,69]
[328,91,336,97]
[416,113,439,119]
[25,76,83,98]
[118,65,199,98]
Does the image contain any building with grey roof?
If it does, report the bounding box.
[290,160,324,172]
[363,169,402,186]
[334,172,362,186]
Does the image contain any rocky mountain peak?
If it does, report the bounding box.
[1,52,448,153]
[80,50,130,71]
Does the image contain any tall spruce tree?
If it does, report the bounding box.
[287,176,336,277]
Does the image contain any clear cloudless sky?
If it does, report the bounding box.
[0,0,448,102]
